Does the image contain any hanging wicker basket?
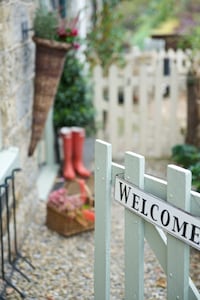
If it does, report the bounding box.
[28,37,72,156]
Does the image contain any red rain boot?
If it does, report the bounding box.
[72,127,91,178]
[60,127,75,180]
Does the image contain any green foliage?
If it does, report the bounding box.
[85,3,125,72]
[33,9,58,40]
[179,26,200,51]
[132,0,176,47]
[172,144,200,168]
[33,8,79,46]
[171,144,200,191]
[53,52,95,136]
[189,163,200,192]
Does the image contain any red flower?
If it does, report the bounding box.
[71,28,78,37]
[57,27,67,39]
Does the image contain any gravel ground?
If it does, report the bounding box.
[4,159,200,299]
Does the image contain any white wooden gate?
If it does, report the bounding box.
[93,50,189,159]
[94,139,200,300]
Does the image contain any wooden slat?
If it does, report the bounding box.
[167,165,191,300]
[94,139,112,300]
[124,151,145,300]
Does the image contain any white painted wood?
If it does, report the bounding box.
[45,107,55,166]
[144,174,167,270]
[108,65,118,157]
[191,191,200,217]
[169,61,178,150]
[94,140,200,300]
[94,139,112,300]
[124,151,145,300]
[115,176,200,249]
[124,63,134,151]
[93,66,104,139]
[139,66,148,155]
[154,60,163,157]
[0,147,19,185]
[93,50,187,159]
[167,165,191,300]
[36,164,59,201]
[144,173,200,299]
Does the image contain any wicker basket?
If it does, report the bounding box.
[46,179,94,237]
[46,204,94,237]
[28,37,71,156]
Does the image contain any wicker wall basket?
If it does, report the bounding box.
[28,37,71,156]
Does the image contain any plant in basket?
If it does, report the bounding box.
[46,179,95,236]
[28,8,80,156]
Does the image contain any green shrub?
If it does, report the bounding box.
[171,144,200,191]
[189,163,200,192]
[171,144,200,168]
[53,52,95,136]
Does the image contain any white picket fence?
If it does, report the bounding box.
[93,49,190,159]
[94,139,200,300]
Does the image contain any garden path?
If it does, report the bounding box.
[6,159,200,300]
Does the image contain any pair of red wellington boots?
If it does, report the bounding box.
[60,127,91,180]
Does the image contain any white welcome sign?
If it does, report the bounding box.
[114,176,200,251]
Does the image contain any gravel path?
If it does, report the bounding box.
[4,159,200,299]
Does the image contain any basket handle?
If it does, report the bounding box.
[76,178,92,204]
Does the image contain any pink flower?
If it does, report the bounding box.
[71,28,78,37]
[73,43,80,49]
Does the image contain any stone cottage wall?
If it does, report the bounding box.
[0,0,39,244]
[0,0,95,245]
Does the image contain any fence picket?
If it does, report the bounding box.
[139,67,148,156]
[108,65,119,156]
[169,61,179,150]
[124,64,134,151]
[93,66,104,140]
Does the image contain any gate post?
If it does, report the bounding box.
[94,140,112,300]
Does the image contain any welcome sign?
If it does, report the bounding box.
[114,176,200,251]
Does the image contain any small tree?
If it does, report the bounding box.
[85,2,125,73]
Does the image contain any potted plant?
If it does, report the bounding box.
[28,8,79,156]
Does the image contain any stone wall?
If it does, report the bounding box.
[0,0,39,245]
[0,0,95,245]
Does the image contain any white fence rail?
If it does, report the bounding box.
[93,50,189,159]
[94,139,200,300]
